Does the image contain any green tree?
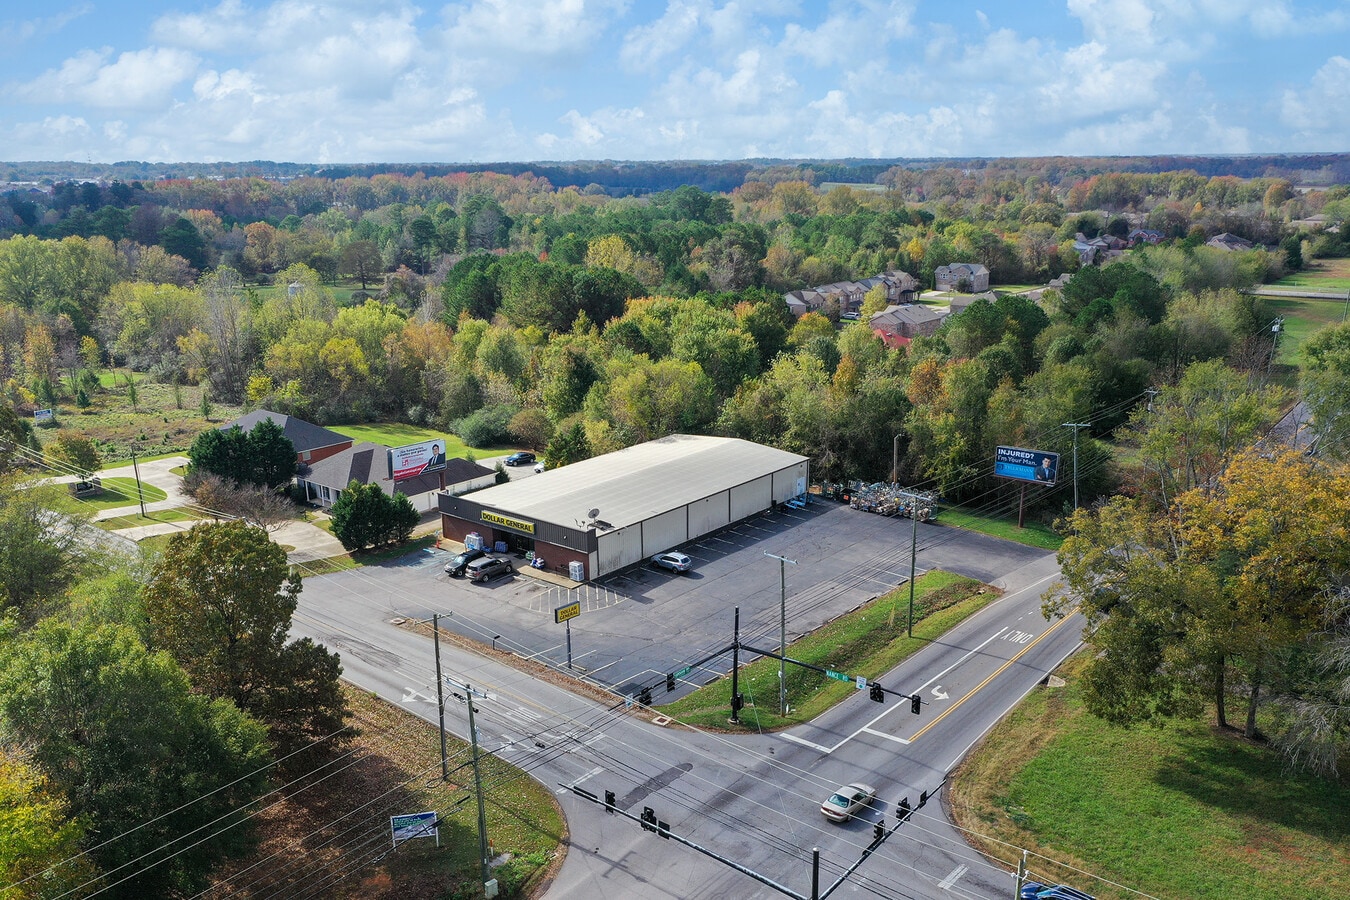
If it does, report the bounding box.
[0,619,272,898]
[339,240,383,290]
[545,419,592,467]
[0,749,98,899]
[0,477,84,627]
[142,521,350,762]
[188,424,250,484]
[49,432,102,476]
[1302,321,1350,461]
[246,417,297,490]
[328,481,415,551]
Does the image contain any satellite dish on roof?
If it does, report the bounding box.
[588,508,600,520]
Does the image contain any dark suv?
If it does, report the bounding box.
[444,548,486,577]
[466,556,515,583]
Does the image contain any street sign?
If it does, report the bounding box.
[554,601,581,624]
[674,665,692,679]
[825,669,851,682]
[856,675,867,691]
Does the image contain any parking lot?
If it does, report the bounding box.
[302,498,1051,699]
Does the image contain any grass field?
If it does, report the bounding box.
[949,653,1350,900]
[46,477,169,515]
[1269,256,1350,292]
[659,571,994,730]
[208,685,564,899]
[934,507,1063,550]
[328,422,516,457]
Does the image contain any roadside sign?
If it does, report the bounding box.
[33,408,54,424]
[554,601,581,624]
[674,665,693,679]
[856,675,867,691]
[391,811,439,845]
[825,669,851,683]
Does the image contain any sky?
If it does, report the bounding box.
[2,0,1349,164]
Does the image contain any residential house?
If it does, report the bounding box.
[934,263,990,293]
[782,270,919,317]
[224,409,353,467]
[1206,232,1255,252]
[869,304,944,348]
[297,443,495,512]
[1127,228,1164,246]
[1072,233,1127,266]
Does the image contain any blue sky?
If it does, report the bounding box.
[2,1,1348,164]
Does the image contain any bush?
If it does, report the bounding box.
[453,404,518,448]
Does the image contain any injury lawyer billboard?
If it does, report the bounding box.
[389,439,448,481]
[995,446,1060,486]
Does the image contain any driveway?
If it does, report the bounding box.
[80,455,349,563]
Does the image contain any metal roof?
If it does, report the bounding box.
[466,434,809,531]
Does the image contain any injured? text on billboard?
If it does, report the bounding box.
[995,445,1060,485]
[389,439,448,481]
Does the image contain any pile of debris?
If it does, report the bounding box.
[848,482,938,520]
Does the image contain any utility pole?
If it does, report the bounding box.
[1267,316,1284,377]
[1062,422,1089,510]
[464,680,492,891]
[130,448,146,517]
[764,551,797,716]
[730,607,741,724]
[891,432,901,484]
[433,614,448,781]
[884,487,928,636]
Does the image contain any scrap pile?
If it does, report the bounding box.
[848,483,938,520]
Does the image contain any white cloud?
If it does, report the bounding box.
[0,5,92,44]
[1281,55,1350,142]
[11,46,199,110]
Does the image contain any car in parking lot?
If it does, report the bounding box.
[444,547,486,577]
[1019,883,1095,900]
[820,782,876,822]
[465,556,515,583]
[651,551,693,574]
[533,460,545,473]
[504,451,536,467]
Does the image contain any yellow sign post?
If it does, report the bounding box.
[554,601,581,668]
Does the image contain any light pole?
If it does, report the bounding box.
[1267,316,1284,377]
[764,551,797,716]
[884,487,928,636]
[891,432,901,484]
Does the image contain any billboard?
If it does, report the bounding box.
[389,439,448,481]
[995,446,1060,485]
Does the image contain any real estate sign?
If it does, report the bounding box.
[389,439,448,481]
[994,445,1060,486]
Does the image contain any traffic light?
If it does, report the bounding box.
[666,672,676,692]
[641,806,657,833]
[873,821,885,843]
[638,686,652,706]
[870,682,885,703]
[658,819,671,839]
[604,790,615,814]
[897,797,911,822]
[918,790,928,808]
[910,693,921,714]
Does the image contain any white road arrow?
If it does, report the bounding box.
[931,685,950,700]
[401,687,438,704]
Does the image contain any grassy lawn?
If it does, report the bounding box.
[659,571,995,730]
[327,423,516,458]
[1258,294,1346,368]
[94,508,209,530]
[935,507,1063,550]
[46,477,169,514]
[209,685,564,899]
[949,653,1350,900]
[1269,256,1350,292]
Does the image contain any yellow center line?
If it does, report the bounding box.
[908,607,1081,742]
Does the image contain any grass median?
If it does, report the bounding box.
[659,570,997,730]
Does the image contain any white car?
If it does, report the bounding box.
[533,460,545,473]
[651,551,692,574]
[821,782,877,822]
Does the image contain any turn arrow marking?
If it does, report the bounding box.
[931,685,949,700]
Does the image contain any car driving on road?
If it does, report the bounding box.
[820,782,877,822]
[1020,883,1095,900]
